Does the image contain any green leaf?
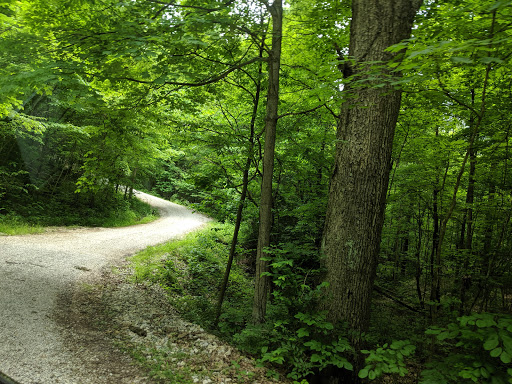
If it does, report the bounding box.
[479,56,504,64]
[311,354,322,363]
[451,56,473,64]
[487,1,512,11]
[484,334,500,351]
[408,47,434,59]
[368,370,377,380]
[500,351,512,364]
[304,340,323,351]
[477,317,496,328]
[490,347,503,357]
[297,328,309,338]
[358,368,369,379]
[403,344,416,355]
[503,335,512,354]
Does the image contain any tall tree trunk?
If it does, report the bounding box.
[459,100,477,316]
[215,41,265,326]
[430,128,441,319]
[400,226,409,276]
[129,167,138,199]
[415,212,424,308]
[321,0,420,380]
[252,0,282,324]
[465,137,476,252]
[481,184,498,312]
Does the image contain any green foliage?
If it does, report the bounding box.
[359,340,416,380]
[131,234,355,382]
[1,191,157,229]
[259,310,354,381]
[0,114,157,227]
[261,244,324,309]
[232,244,355,381]
[0,214,44,235]
[2,1,512,382]
[130,222,253,330]
[421,313,512,384]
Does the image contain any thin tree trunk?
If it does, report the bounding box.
[465,136,476,252]
[252,0,282,324]
[215,41,264,326]
[459,96,477,316]
[429,133,441,319]
[481,187,507,312]
[430,11,495,320]
[129,167,138,199]
[400,227,409,276]
[415,214,424,308]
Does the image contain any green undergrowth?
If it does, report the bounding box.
[0,193,158,233]
[119,341,261,384]
[0,215,45,235]
[127,222,263,382]
[129,221,253,331]
[128,222,286,383]
[128,224,358,382]
[127,223,431,383]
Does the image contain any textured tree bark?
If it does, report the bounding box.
[252,0,282,324]
[321,0,421,378]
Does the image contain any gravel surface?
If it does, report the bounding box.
[0,192,210,384]
[59,269,284,384]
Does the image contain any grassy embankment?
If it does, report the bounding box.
[0,194,159,235]
[125,222,261,383]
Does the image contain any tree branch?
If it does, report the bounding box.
[374,284,424,313]
[323,103,340,119]
[146,0,236,13]
[277,102,325,119]
[118,56,266,87]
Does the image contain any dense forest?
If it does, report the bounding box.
[1,0,512,383]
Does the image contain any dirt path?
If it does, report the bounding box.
[0,192,210,384]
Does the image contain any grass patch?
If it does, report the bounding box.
[117,338,261,384]
[0,215,45,235]
[0,193,159,233]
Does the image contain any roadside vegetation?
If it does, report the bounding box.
[127,223,415,383]
[0,192,158,235]
[0,215,44,235]
[130,222,253,331]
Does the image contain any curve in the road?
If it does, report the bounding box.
[0,191,210,384]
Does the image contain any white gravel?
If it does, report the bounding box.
[0,191,210,384]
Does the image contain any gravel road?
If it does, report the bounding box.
[0,192,210,384]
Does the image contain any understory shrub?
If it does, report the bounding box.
[131,230,419,383]
[421,313,512,384]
